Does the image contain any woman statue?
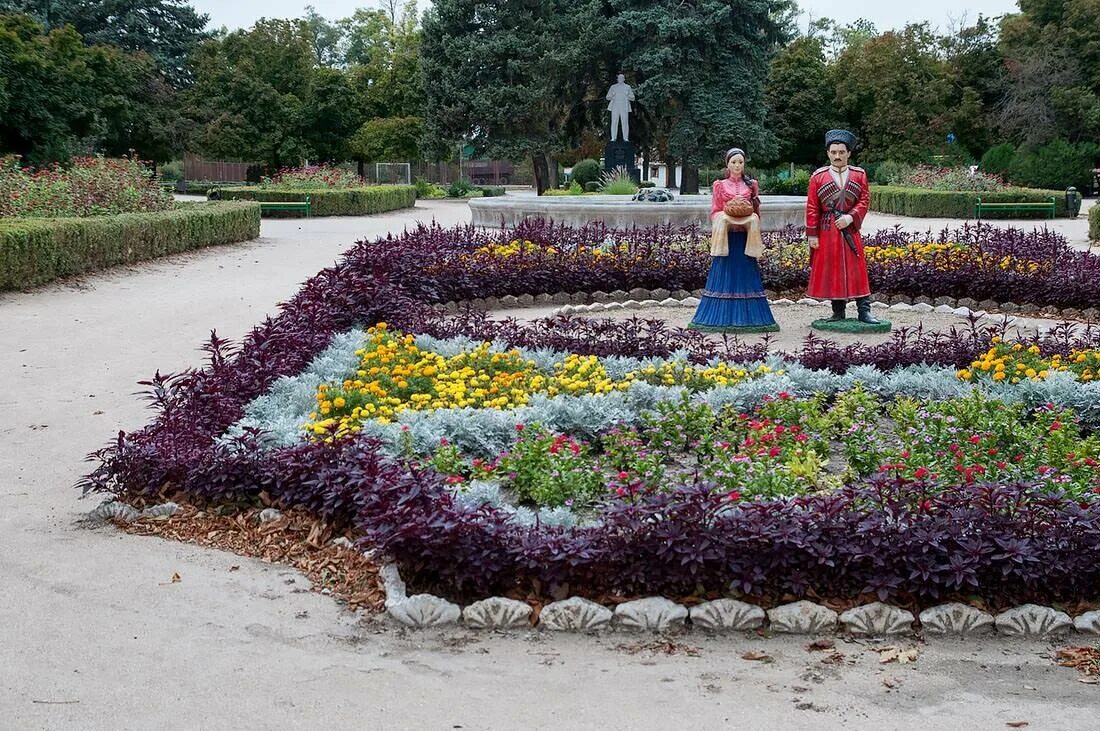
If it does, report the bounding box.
[689,148,778,333]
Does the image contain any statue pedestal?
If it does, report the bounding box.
[603,140,641,183]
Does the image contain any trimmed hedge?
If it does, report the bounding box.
[210,185,417,217]
[1091,203,1100,241]
[477,185,506,197]
[0,201,260,290]
[870,185,1069,219]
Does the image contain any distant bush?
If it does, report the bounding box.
[414,177,447,199]
[1090,204,1100,241]
[447,179,473,198]
[569,159,601,188]
[871,185,1067,218]
[760,169,811,195]
[867,160,915,185]
[0,201,259,289]
[477,186,506,197]
[0,155,173,218]
[212,186,416,216]
[262,164,362,190]
[980,143,1016,176]
[898,165,1006,193]
[1008,140,1100,191]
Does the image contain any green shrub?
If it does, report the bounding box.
[980,143,1015,175]
[1007,140,1100,190]
[583,181,601,193]
[1090,204,1100,241]
[159,160,184,184]
[760,169,811,195]
[868,160,915,185]
[447,179,472,198]
[210,185,416,216]
[477,185,506,197]
[598,166,638,195]
[638,180,656,188]
[570,159,601,188]
[0,201,260,290]
[870,185,1068,218]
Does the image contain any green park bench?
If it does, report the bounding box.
[258,196,311,218]
[974,196,1056,220]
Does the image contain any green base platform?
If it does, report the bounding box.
[810,317,892,334]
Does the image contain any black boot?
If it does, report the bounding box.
[856,297,881,324]
[829,299,847,321]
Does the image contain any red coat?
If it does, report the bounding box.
[805,165,871,300]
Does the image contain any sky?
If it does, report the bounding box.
[188,0,1022,34]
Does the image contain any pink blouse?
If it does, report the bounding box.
[710,176,760,219]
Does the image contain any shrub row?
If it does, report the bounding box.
[871,185,1069,218]
[210,185,417,217]
[1090,203,1100,241]
[0,201,260,290]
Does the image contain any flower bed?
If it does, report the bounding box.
[0,200,260,290]
[82,220,1100,608]
[0,155,173,218]
[210,185,416,217]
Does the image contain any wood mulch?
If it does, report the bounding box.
[114,503,385,612]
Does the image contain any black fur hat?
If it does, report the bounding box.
[825,129,857,151]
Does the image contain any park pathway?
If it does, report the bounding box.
[1,199,1097,730]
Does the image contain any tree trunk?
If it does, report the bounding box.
[641,150,649,183]
[667,158,678,189]
[533,153,550,195]
[681,164,700,195]
[357,159,365,180]
[547,155,559,188]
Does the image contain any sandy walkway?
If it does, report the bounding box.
[2,199,1098,729]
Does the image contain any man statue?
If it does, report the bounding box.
[606,73,635,142]
[805,129,884,326]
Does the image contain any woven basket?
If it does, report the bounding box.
[723,198,753,218]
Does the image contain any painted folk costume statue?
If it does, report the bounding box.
[805,129,885,327]
[689,148,778,333]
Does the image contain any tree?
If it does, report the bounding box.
[300,66,361,162]
[349,116,423,162]
[606,0,796,191]
[998,0,1100,144]
[833,24,955,162]
[0,0,210,82]
[184,19,315,168]
[421,0,602,194]
[344,2,423,120]
[765,35,838,165]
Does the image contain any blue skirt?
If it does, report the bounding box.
[689,230,779,333]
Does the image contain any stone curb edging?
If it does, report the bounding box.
[376,560,1097,637]
[90,502,1099,638]
[435,289,1098,325]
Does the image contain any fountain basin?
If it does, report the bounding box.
[468,194,807,231]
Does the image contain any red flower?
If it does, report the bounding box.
[919,499,932,512]
[728,490,742,502]
[914,466,929,479]
[617,471,629,481]
[968,435,981,444]
[515,424,525,431]
[445,475,465,484]
[1050,421,1063,431]
[900,450,910,459]
[768,446,782,458]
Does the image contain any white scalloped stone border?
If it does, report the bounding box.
[549,295,1023,328]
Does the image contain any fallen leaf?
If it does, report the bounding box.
[168,572,181,583]
[228,565,239,572]
[1006,722,1029,728]
[1078,677,1100,685]
[806,639,835,652]
[882,676,898,689]
[879,646,919,664]
[742,650,772,662]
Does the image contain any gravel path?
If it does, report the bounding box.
[2,199,1098,729]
